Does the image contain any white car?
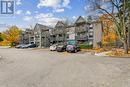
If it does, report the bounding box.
[50,44,57,51]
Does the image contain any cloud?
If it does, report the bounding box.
[37,0,70,13]
[35,13,62,27]
[16,0,22,5]
[26,11,31,15]
[62,0,70,7]
[23,16,33,21]
[16,10,23,15]
[84,5,91,11]
[72,16,77,19]
[37,0,61,8]
[54,8,64,13]
[35,13,53,18]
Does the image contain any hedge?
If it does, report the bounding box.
[79,44,93,49]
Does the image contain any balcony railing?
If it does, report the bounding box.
[76,36,88,40]
[56,37,64,41]
[75,27,87,33]
[50,38,56,42]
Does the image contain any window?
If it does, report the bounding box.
[89,35,93,38]
[59,34,62,37]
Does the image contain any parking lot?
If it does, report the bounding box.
[0,47,130,87]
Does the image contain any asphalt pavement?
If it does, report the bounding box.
[0,48,130,87]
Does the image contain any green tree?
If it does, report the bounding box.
[0,33,4,42]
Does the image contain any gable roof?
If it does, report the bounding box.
[74,16,86,24]
[34,23,51,31]
[55,21,66,28]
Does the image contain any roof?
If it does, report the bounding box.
[34,23,51,31]
[55,21,66,28]
[74,16,86,24]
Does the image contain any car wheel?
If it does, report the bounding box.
[74,49,77,53]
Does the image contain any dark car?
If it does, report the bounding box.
[15,44,25,49]
[56,44,66,52]
[21,44,37,49]
[66,45,80,53]
[28,44,37,48]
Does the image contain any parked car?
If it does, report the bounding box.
[20,44,29,49]
[50,44,58,51]
[21,44,37,49]
[66,45,80,53]
[15,44,25,49]
[56,44,66,52]
[28,44,37,48]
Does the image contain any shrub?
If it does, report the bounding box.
[79,44,93,49]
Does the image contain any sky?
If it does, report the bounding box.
[0,0,89,31]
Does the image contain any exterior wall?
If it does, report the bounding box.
[93,22,102,48]
[66,26,76,44]
[34,24,51,48]
[87,24,94,45]
[20,29,35,44]
[29,36,35,44]
[75,23,93,45]
[34,25,41,47]
[20,17,104,49]
[41,30,50,47]
[49,19,99,47]
[52,21,66,44]
[20,32,29,44]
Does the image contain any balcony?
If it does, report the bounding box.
[76,36,88,41]
[50,38,56,42]
[56,37,64,41]
[75,27,87,33]
[53,29,65,35]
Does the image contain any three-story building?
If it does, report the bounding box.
[20,16,103,48]
[34,23,51,47]
[20,29,35,44]
[51,21,67,44]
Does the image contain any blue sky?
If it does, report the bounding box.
[0,0,88,31]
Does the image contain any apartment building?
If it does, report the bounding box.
[20,16,103,48]
[66,16,102,48]
[50,21,67,44]
[66,25,76,45]
[74,16,93,45]
[20,29,35,44]
[34,23,51,48]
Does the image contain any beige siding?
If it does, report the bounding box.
[93,23,102,48]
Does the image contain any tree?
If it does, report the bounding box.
[100,14,117,47]
[85,0,130,54]
[2,26,22,47]
[0,33,4,42]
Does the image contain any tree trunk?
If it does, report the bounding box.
[128,9,130,48]
[124,42,129,54]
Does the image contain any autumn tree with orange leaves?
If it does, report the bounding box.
[0,26,22,46]
[100,14,118,47]
[86,0,130,54]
